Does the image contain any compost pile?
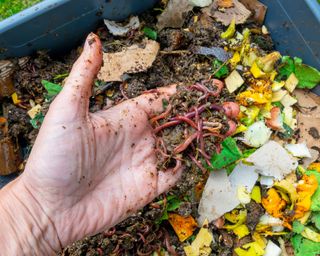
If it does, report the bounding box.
[1,0,320,255]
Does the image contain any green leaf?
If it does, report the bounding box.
[30,112,44,129]
[278,123,294,139]
[156,209,169,224]
[278,56,295,80]
[41,80,62,97]
[242,148,256,158]
[167,198,182,211]
[306,170,320,211]
[162,98,169,110]
[53,73,69,81]
[295,64,320,89]
[292,234,320,256]
[212,59,229,79]
[143,27,157,40]
[272,101,284,110]
[311,212,320,230]
[210,137,242,170]
[293,220,305,234]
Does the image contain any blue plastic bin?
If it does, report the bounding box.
[0,0,157,59]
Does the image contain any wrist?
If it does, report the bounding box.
[0,177,62,255]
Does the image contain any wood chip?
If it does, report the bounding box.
[203,0,251,26]
[98,40,160,82]
[239,0,267,24]
[157,0,193,30]
[0,137,20,175]
[295,89,320,151]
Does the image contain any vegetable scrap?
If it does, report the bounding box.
[2,0,320,255]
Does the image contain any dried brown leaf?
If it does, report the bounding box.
[98,40,160,82]
[156,0,193,30]
[239,0,267,24]
[295,89,320,150]
[203,0,251,26]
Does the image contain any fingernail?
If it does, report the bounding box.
[86,33,97,46]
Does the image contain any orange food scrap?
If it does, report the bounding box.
[195,181,205,201]
[261,188,286,218]
[217,0,234,8]
[308,162,320,173]
[294,174,318,219]
[168,213,198,242]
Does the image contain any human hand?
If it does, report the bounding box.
[0,33,182,255]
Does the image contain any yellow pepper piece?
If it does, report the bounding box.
[235,242,265,256]
[250,62,266,78]
[168,213,198,242]
[230,52,241,67]
[301,227,320,242]
[308,162,320,172]
[233,224,250,239]
[251,186,261,203]
[269,70,278,81]
[274,179,298,210]
[294,174,318,219]
[262,188,286,218]
[237,90,271,106]
[252,232,266,248]
[224,210,247,230]
[11,92,21,105]
[271,81,285,92]
[221,18,236,39]
[184,220,213,256]
[234,124,248,135]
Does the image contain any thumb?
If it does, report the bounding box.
[48,33,103,122]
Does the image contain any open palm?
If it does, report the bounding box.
[20,33,182,248]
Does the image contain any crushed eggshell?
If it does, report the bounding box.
[244,121,272,148]
[272,89,287,102]
[27,104,42,119]
[246,141,298,180]
[168,213,198,242]
[104,16,140,36]
[285,73,299,93]
[189,0,213,7]
[285,143,311,158]
[225,70,245,93]
[263,240,282,256]
[198,169,240,223]
[237,186,251,204]
[199,162,258,223]
[280,93,298,107]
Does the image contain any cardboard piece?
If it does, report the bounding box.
[98,40,160,82]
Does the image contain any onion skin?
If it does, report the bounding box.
[223,102,240,119]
